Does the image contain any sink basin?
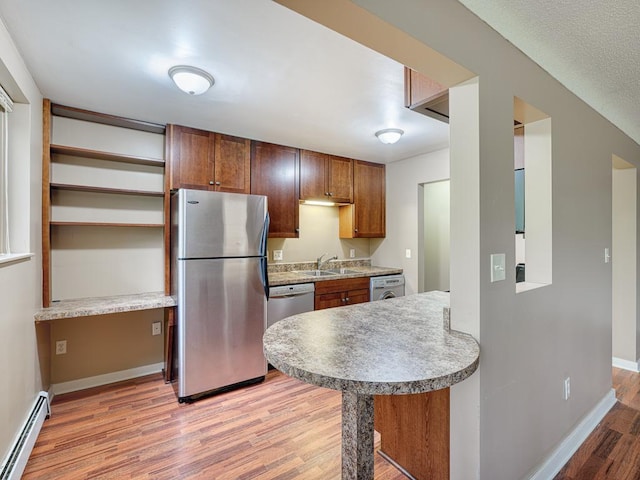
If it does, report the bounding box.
[294,270,338,277]
[325,268,360,275]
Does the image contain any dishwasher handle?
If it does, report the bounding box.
[271,292,311,299]
[269,283,315,298]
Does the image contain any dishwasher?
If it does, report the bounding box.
[267,283,315,329]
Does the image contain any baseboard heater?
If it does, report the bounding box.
[0,392,50,480]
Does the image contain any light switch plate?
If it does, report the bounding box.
[405,249,411,259]
[490,253,506,282]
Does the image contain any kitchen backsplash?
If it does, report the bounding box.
[267,204,371,262]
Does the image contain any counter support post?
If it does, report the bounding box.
[341,392,374,480]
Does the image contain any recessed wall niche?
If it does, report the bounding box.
[514,97,552,292]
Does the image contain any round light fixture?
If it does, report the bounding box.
[375,128,404,145]
[168,65,214,95]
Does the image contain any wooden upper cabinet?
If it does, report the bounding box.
[213,133,251,194]
[168,125,213,190]
[404,67,449,123]
[300,150,353,203]
[251,141,300,238]
[339,160,385,238]
[404,67,447,109]
[327,155,354,203]
[167,124,250,193]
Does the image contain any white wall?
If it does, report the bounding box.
[522,117,553,286]
[371,148,449,294]
[423,180,450,292]
[0,18,44,462]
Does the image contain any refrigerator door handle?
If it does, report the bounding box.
[260,212,270,300]
[259,212,270,257]
[260,257,270,300]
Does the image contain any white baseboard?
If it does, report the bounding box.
[612,357,640,372]
[527,388,617,480]
[51,362,164,396]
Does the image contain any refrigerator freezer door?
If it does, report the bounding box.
[175,189,267,259]
[176,257,267,399]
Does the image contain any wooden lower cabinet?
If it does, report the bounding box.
[374,388,450,480]
[314,277,370,310]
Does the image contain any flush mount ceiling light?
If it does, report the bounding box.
[375,128,404,145]
[168,65,214,95]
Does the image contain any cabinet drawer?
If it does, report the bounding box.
[315,277,369,296]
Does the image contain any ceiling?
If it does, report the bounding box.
[0,0,449,164]
[458,0,640,147]
[0,1,637,165]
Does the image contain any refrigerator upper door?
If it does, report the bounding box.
[175,189,267,259]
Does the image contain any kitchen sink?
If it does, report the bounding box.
[293,268,360,277]
[325,268,360,275]
[294,270,338,277]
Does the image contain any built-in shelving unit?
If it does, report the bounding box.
[42,100,167,306]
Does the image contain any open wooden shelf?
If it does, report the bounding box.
[51,103,166,135]
[50,221,164,228]
[50,183,164,197]
[51,144,165,167]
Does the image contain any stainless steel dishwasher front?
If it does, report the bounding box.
[267,283,315,329]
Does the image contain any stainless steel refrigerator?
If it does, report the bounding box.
[171,188,269,402]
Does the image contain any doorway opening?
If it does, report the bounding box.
[612,155,637,371]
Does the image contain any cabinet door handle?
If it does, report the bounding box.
[209,181,215,185]
[215,181,221,186]
[354,228,358,233]
[325,192,329,196]
[345,297,350,303]
[328,192,333,196]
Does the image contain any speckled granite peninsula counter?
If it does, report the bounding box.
[263,290,479,480]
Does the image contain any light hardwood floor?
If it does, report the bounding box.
[24,368,640,479]
[23,370,406,479]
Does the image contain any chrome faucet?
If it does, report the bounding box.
[317,253,338,270]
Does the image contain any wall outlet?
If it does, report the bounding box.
[152,321,162,336]
[349,248,355,258]
[563,377,571,400]
[55,340,67,355]
[273,250,283,261]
